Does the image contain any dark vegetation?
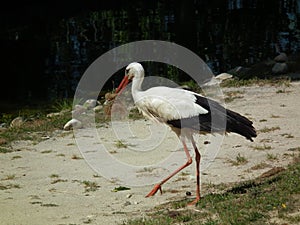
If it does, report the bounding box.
[1,0,300,113]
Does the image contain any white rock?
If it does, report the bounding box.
[63,119,82,130]
[215,73,233,81]
[93,105,103,112]
[83,99,98,109]
[46,112,61,118]
[202,73,233,87]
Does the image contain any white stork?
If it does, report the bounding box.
[115,62,257,205]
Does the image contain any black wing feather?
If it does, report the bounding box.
[167,95,257,141]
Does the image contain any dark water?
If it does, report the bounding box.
[1,0,300,106]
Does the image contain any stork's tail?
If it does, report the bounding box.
[226,109,257,141]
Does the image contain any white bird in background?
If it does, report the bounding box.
[116,62,257,205]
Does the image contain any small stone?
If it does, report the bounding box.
[215,72,233,81]
[46,112,61,118]
[186,191,192,196]
[93,105,103,113]
[0,138,7,145]
[272,62,288,74]
[274,53,288,63]
[63,119,82,130]
[126,194,132,198]
[41,136,50,140]
[10,117,24,128]
[204,141,210,145]
[83,99,98,109]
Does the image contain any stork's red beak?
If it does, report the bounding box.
[115,75,130,94]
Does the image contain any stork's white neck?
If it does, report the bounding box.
[131,71,144,100]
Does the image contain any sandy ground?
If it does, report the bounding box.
[1,81,300,225]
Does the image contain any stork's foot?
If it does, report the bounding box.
[145,184,162,197]
[187,197,200,206]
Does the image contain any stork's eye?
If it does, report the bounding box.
[125,68,130,74]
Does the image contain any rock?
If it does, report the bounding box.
[72,104,87,116]
[63,119,82,130]
[10,117,24,128]
[93,105,103,112]
[46,112,61,118]
[0,138,7,145]
[47,110,69,118]
[202,73,233,87]
[0,123,7,133]
[83,99,98,109]
[126,194,132,198]
[274,53,288,63]
[215,73,233,81]
[272,63,288,74]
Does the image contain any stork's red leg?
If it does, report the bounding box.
[146,140,192,197]
[188,136,201,205]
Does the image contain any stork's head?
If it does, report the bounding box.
[125,62,144,80]
[115,62,144,93]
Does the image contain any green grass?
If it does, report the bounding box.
[259,126,281,133]
[228,153,248,166]
[0,111,71,149]
[251,144,272,151]
[220,77,291,88]
[2,174,16,180]
[0,183,21,190]
[224,90,245,103]
[0,147,13,153]
[124,155,300,225]
[81,180,100,192]
[115,140,128,148]
[267,153,278,161]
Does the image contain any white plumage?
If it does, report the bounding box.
[134,87,208,123]
[116,62,257,205]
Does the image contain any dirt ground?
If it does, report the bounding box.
[1,81,300,225]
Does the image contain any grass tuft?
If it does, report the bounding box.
[124,154,300,225]
[115,140,128,148]
[228,153,248,166]
[259,126,280,133]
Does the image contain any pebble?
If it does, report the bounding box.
[272,62,288,74]
[0,138,7,145]
[46,112,61,118]
[274,52,288,63]
[126,194,132,198]
[63,119,82,130]
[83,99,98,109]
[10,117,24,128]
[93,105,103,112]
